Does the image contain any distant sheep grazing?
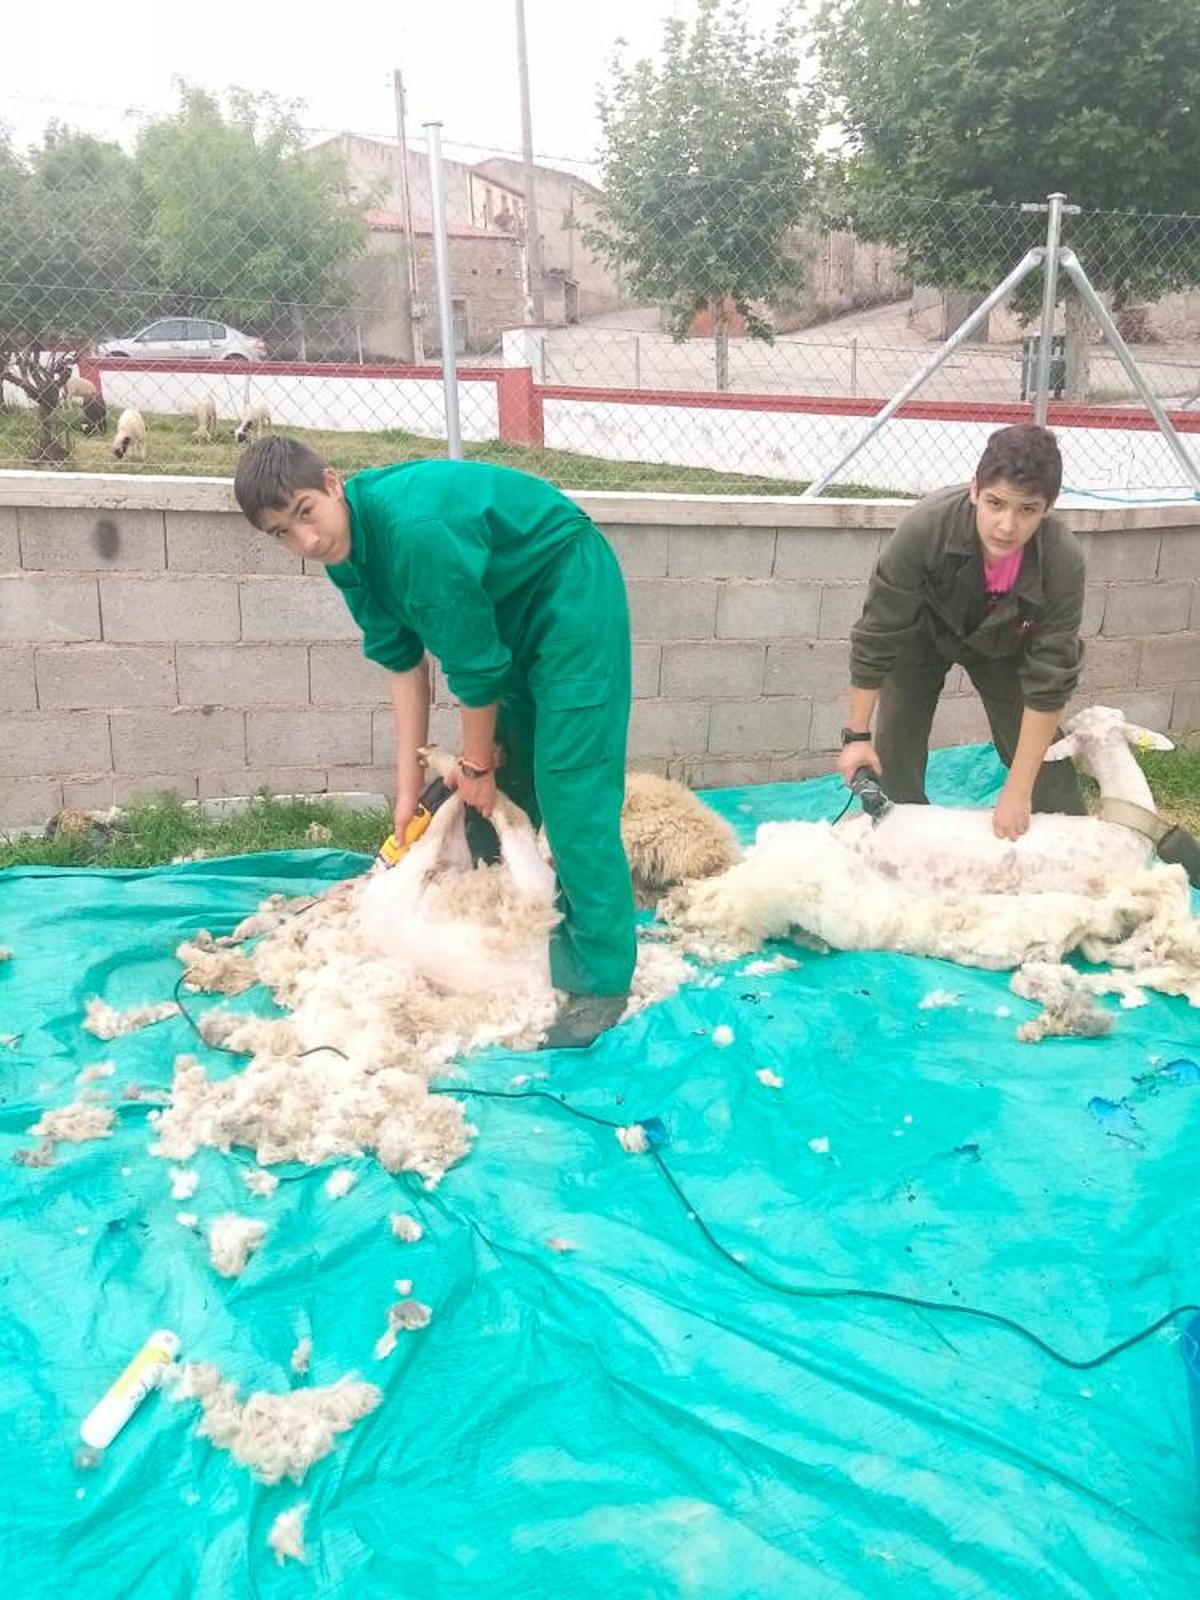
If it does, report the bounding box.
[81,393,108,435]
[235,403,271,445]
[193,392,218,443]
[64,375,107,435]
[112,408,146,460]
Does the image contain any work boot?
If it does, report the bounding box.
[539,992,628,1051]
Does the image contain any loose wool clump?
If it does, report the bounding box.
[29,1102,114,1143]
[168,1363,381,1485]
[918,991,962,1011]
[152,787,695,1189]
[170,1167,200,1200]
[208,1214,267,1277]
[324,1167,358,1200]
[242,1167,279,1198]
[75,1062,115,1085]
[389,1214,423,1243]
[740,954,799,977]
[268,1503,308,1566]
[84,998,180,1039]
[175,935,257,996]
[1011,962,1116,1043]
[374,1299,433,1360]
[289,1337,312,1377]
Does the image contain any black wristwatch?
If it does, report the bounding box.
[841,728,873,747]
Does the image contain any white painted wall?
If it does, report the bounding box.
[541,397,1198,497]
[95,366,500,443]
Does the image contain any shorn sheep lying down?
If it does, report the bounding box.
[665,705,1200,1009]
[847,706,1176,895]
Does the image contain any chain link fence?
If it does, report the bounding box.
[4,114,1200,498]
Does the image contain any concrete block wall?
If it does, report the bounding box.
[0,474,1197,826]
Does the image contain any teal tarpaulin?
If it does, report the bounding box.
[2,747,1199,1597]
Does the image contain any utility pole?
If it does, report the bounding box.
[514,0,545,325]
[392,67,424,363]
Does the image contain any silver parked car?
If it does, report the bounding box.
[98,317,267,362]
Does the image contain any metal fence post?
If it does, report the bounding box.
[423,121,463,459]
[1058,249,1200,492]
[1033,192,1066,425]
[802,248,1045,498]
[850,337,858,398]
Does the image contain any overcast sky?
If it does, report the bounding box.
[5,0,806,169]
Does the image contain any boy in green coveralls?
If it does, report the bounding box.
[234,438,635,1050]
[836,424,1088,840]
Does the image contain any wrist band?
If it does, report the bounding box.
[457,756,493,779]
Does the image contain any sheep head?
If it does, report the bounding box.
[1046,705,1174,767]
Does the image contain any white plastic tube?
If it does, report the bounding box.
[80,1329,180,1450]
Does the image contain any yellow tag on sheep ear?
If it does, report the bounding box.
[1135,732,1154,750]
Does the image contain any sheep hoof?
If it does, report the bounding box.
[539,992,628,1050]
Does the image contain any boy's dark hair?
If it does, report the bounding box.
[234,435,329,525]
[975,423,1062,501]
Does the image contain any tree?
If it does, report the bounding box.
[586,0,816,390]
[136,86,368,353]
[817,0,1200,399]
[0,124,150,458]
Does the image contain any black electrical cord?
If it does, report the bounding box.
[431,1083,1200,1373]
[167,913,1200,1372]
[172,971,349,1061]
[830,790,857,826]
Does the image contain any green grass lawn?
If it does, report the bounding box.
[1139,745,1200,836]
[0,747,1196,870]
[0,404,900,499]
[0,794,391,869]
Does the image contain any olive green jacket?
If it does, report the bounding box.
[850,485,1086,712]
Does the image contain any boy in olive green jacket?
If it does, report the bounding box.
[838,424,1087,839]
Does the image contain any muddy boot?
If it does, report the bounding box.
[539,992,629,1051]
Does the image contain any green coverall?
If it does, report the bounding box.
[328,460,636,998]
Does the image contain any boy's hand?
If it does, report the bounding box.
[836,741,882,787]
[393,782,424,840]
[993,782,1032,840]
[449,764,498,818]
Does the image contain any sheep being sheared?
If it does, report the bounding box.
[844,706,1175,895]
[665,819,1192,968]
[663,702,1199,1009]
[415,743,741,904]
[153,786,694,1185]
[621,770,740,904]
